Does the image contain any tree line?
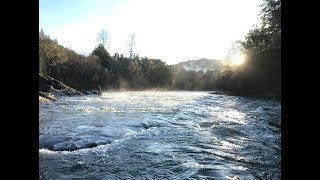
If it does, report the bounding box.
[39,0,280,96]
[39,30,172,91]
[39,32,235,92]
[213,0,281,96]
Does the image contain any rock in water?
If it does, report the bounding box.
[39,92,57,101]
[39,74,83,96]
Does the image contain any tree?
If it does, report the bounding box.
[96,29,109,48]
[39,38,67,75]
[91,44,112,70]
[39,29,49,40]
[260,0,281,48]
[144,59,172,87]
[240,0,281,56]
[213,0,281,95]
[127,33,136,60]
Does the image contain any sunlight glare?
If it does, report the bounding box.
[231,53,246,66]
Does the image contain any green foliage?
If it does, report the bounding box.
[57,56,110,90]
[39,0,281,98]
[214,0,281,96]
[240,0,280,55]
[91,44,113,70]
[39,30,173,91]
[112,56,172,89]
[141,58,172,88]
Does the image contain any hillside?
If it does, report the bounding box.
[171,58,224,72]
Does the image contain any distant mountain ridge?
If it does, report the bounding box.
[171,58,224,72]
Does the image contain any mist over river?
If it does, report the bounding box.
[39,91,281,179]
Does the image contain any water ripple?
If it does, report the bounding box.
[40,91,281,179]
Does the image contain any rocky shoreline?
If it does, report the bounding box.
[39,74,99,104]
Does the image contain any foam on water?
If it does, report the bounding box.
[39,91,280,179]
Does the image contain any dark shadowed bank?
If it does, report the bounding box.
[39,73,280,105]
[39,74,100,103]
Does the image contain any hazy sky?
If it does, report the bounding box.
[40,0,262,65]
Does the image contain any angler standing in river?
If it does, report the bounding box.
[98,85,102,96]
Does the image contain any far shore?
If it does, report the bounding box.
[39,89,280,105]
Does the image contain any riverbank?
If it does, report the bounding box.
[39,74,280,104]
[210,88,281,99]
[39,74,85,104]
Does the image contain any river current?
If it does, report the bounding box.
[39,91,281,179]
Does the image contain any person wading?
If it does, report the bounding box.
[98,85,102,96]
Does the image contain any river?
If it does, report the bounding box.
[39,91,281,179]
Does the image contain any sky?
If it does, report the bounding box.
[40,0,263,65]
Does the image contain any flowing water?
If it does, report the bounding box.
[39,91,281,179]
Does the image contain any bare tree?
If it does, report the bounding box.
[127,33,136,60]
[96,29,109,48]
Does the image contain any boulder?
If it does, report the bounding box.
[60,89,83,96]
[39,74,83,96]
[39,95,50,103]
[39,92,57,101]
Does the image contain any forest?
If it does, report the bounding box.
[39,0,280,96]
